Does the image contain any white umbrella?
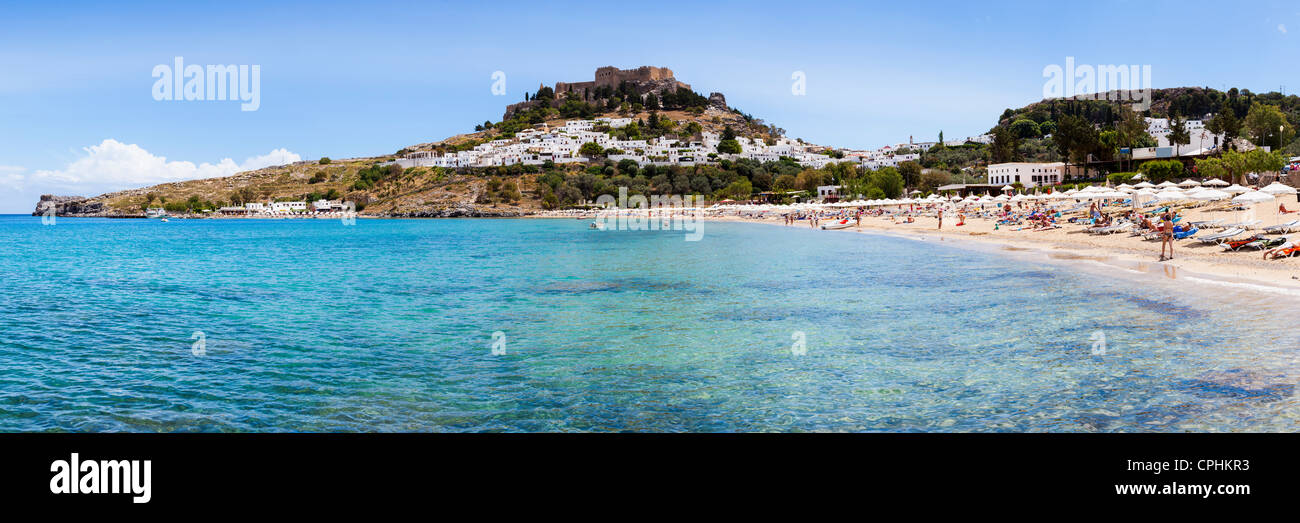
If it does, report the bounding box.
[1233,190,1276,225]
[1189,189,1230,201]
[1154,189,1188,201]
[1259,182,1297,196]
[1233,190,1274,204]
[1222,184,1249,194]
[1000,185,1015,192]
[1116,183,1134,190]
[1202,179,1229,187]
[1131,188,1158,206]
[1178,179,1201,187]
[1134,181,1156,189]
[1156,181,1179,188]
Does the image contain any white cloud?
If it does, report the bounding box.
[0,165,26,191]
[13,139,301,194]
[1280,24,1288,34]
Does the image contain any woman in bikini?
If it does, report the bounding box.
[1159,211,1174,261]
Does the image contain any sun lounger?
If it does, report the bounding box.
[1173,227,1198,240]
[1221,220,1262,230]
[1198,227,1245,244]
[1263,220,1300,233]
[1188,219,1224,229]
[1221,235,1265,251]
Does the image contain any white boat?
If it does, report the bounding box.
[820,219,853,230]
[145,208,167,219]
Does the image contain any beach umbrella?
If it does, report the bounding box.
[1134,181,1156,189]
[1156,181,1179,188]
[1222,184,1249,194]
[1131,188,1158,206]
[1000,185,1015,193]
[1259,182,1297,196]
[1233,190,1276,225]
[1178,179,1201,188]
[1202,178,1229,187]
[1189,188,1230,201]
[1234,190,1275,203]
[1153,188,1187,201]
[1116,183,1134,190]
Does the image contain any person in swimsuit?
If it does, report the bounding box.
[1160,211,1174,261]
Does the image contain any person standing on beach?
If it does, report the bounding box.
[1159,211,1174,261]
[937,209,943,230]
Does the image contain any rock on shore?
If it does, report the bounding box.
[32,195,105,216]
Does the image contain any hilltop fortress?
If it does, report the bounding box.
[504,65,709,120]
[555,65,690,95]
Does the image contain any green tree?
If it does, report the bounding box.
[1243,102,1294,149]
[1168,112,1190,157]
[897,161,922,188]
[1205,101,1241,149]
[773,174,797,192]
[718,178,753,200]
[717,139,742,154]
[990,126,1020,163]
[1009,119,1041,139]
[579,142,605,157]
[794,169,825,193]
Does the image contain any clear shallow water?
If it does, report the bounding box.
[1,215,1297,432]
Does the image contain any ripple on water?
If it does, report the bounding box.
[1,217,1299,432]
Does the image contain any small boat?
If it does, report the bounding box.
[145,207,167,219]
[160,218,169,223]
[820,219,853,230]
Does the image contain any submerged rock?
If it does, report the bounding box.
[1181,369,1295,401]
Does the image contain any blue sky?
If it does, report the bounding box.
[1,0,1297,212]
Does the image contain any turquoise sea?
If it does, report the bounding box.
[1,215,1297,432]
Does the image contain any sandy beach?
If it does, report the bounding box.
[697,200,1300,294]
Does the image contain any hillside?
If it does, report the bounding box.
[34,82,1300,218]
[34,104,788,218]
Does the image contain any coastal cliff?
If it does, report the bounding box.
[32,195,105,217]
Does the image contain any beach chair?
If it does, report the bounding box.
[1198,227,1244,244]
[1188,219,1224,229]
[1221,235,1265,251]
[1221,219,1262,230]
[1263,220,1300,234]
[1097,223,1133,235]
[1173,227,1198,240]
